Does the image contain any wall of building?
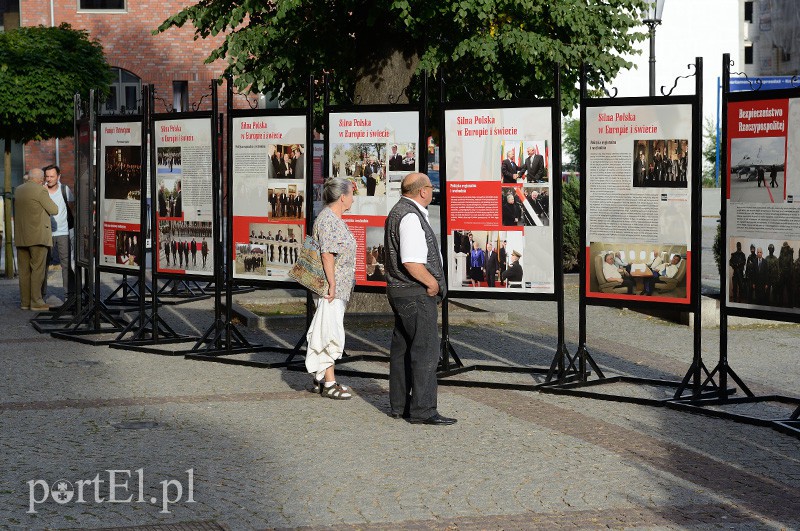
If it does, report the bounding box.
[744,0,800,77]
[20,1,234,185]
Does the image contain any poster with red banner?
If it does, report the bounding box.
[725,94,800,317]
[584,101,693,305]
[443,105,555,296]
[153,116,215,277]
[98,119,143,272]
[327,108,421,288]
[230,112,307,283]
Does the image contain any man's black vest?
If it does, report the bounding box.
[384,197,446,298]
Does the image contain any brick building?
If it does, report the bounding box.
[6,0,234,188]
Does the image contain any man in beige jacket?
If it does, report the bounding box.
[14,168,58,311]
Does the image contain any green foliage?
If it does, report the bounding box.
[713,220,722,277]
[561,176,580,272]
[702,117,718,188]
[0,24,112,143]
[562,117,580,171]
[157,0,647,114]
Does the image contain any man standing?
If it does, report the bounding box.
[499,240,508,277]
[485,242,499,287]
[729,242,746,302]
[501,150,519,183]
[745,244,758,303]
[521,146,545,183]
[158,183,168,217]
[388,145,403,171]
[15,168,58,311]
[44,165,75,302]
[633,151,646,186]
[190,237,197,266]
[501,250,524,284]
[384,173,455,425]
[201,238,209,268]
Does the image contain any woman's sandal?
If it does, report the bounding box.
[320,382,353,400]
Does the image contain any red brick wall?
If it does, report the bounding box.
[21,1,242,184]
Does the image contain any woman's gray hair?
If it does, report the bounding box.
[323,177,353,205]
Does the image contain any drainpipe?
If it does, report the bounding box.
[51,0,60,167]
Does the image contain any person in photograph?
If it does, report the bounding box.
[600,252,634,294]
[661,146,671,181]
[163,238,171,266]
[614,251,631,275]
[128,235,139,265]
[365,158,377,196]
[769,165,778,188]
[485,242,499,287]
[468,241,485,288]
[643,254,681,295]
[174,180,182,218]
[283,152,293,178]
[389,145,403,171]
[267,146,277,180]
[384,172,453,425]
[501,150,519,183]
[305,177,357,400]
[777,241,794,307]
[634,150,647,186]
[280,191,288,217]
[757,166,765,188]
[744,244,758,303]
[765,243,780,305]
[729,242,746,303]
[158,183,169,217]
[14,168,58,311]
[292,145,305,181]
[460,231,473,254]
[44,164,75,301]
[501,250,524,284]
[520,146,545,183]
[502,193,519,226]
[171,239,177,266]
[269,191,278,217]
[191,237,197,266]
[499,240,508,276]
[295,192,304,219]
[201,238,209,268]
[402,150,415,171]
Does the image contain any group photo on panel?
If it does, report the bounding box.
[728,136,786,203]
[104,146,142,200]
[451,230,524,289]
[588,242,688,298]
[728,238,800,310]
[330,143,389,196]
[632,139,689,188]
[157,220,212,272]
[238,222,303,275]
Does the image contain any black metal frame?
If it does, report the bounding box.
[544,59,713,403]
[430,66,573,391]
[186,75,317,364]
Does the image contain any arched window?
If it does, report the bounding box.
[103,67,141,115]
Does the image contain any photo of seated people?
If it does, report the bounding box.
[501,187,542,227]
[235,244,268,276]
[632,139,689,188]
[365,226,386,283]
[158,220,213,272]
[728,238,800,309]
[268,144,305,180]
[104,146,142,200]
[330,143,387,197]
[246,222,302,271]
[114,230,140,266]
[268,184,305,220]
[588,242,688,299]
[451,230,525,289]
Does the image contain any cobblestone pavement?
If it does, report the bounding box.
[1,253,799,530]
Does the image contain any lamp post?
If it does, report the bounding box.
[643,0,666,96]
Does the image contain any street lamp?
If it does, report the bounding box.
[643,0,666,96]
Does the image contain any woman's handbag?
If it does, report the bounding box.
[288,235,328,296]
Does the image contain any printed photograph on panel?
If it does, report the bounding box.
[331,143,387,197]
[268,144,305,180]
[588,242,688,298]
[267,183,306,221]
[729,136,786,203]
[728,237,798,309]
[104,146,142,200]
[158,221,213,272]
[631,139,689,188]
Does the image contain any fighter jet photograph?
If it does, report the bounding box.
[729,136,786,204]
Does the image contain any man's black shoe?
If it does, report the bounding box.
[407,414,457,426]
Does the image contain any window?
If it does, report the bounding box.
[173,81,189,112]
[102,67,141,115]
[744,1,753,23]
[744,44,753,65]
[78,0,125,10]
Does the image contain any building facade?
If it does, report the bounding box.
[11,0,234,187]
[742,0,800,78]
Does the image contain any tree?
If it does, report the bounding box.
[702,117,718,187]
[562,117,580,172]
[0,24,112,277]
[157,1,647,112]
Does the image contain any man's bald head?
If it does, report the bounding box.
[28,168,45,184]
[401,172,430,197]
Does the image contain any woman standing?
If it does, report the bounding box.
[469,241,485,288]
[305,177,357,399]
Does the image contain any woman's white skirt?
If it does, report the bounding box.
[305,297,346,381]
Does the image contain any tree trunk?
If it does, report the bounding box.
[4,139,13,278]
[353,48,418,105]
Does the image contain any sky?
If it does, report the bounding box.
[609,0,741,128]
